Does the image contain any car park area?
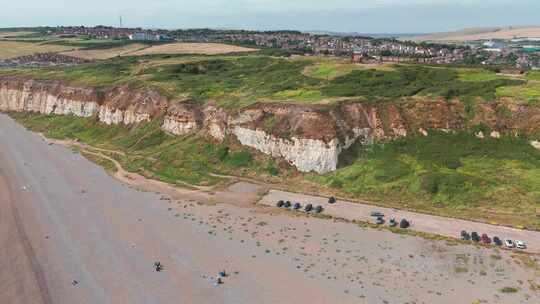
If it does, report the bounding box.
[259,190,540,254]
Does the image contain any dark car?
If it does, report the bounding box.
[304,204,313,212]
[389,218,397,227]
[399,219,410,229]
[314,205,324,213]
[375,217,385,225]
[283,201,291,208]
[293,202,301,210]
[460,230,470,240]
[370,211,384,217]
[328,196,337,204]
[276,200,284,207]
[481,233,491,244]
[471,232,480,242]
[493,236,503,246]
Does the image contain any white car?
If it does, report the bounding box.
[515,240,526,249]
[504,239,514,248]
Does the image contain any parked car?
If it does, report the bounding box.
[481,234,491,244]
[504,239,515,248]
[375,217,385,225]
[370,211,384,217]
[328,196,336,204]
[276,200,284,207]
[283,201,291,208]
[471,232,480,242]
[493,236,502,246]
[515,240,527,249]
[314,205,323,213]
[399,219,410,229]
[389,218,397,227]
[460,230,470,240]
[304,204,313,212]
[293,202,301,210]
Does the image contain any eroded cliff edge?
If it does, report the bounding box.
[1,77,539,173]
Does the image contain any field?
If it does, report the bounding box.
[127,43,257,56]
[0,41,75,59]
[0,31,36,38]
[60,43,149,60]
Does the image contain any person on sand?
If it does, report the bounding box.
[154,261,163,272]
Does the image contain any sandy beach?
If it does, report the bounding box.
[1,113,539,304]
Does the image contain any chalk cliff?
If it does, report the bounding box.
[1,77,539,174]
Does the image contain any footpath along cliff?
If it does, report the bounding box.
[1,77,540,173]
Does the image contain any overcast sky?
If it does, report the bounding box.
[1,0,538,33]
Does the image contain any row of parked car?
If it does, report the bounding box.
[276,200,324,213]
[460,231,526,249]
[370,211,410,228]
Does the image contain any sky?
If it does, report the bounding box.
[1,0,539,34]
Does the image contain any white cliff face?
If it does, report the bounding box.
[162,117,199,136]
[232,126,369,174]
[0,88,99,117]
[98,106,150,125]
[233,126,340,173]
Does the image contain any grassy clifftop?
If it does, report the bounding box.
[0,54,532,107]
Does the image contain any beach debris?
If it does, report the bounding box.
[72,280,79,286]
[20,185,29,191]
[219,270,227,278]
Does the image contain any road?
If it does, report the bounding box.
[0,114,350,304]
[260,190,540,253]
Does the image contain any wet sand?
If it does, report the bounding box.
[1,113,539,304]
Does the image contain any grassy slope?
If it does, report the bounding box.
[11,113,285,187]
[309,132,540,229]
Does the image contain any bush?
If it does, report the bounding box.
[499,287,519,293]
[226,150,252,167]
[265,160,279,175]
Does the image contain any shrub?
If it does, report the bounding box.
[226,150,252,167]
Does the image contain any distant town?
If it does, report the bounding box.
[3,25,540,70]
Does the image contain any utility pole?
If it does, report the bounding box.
[119,15,123,28]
